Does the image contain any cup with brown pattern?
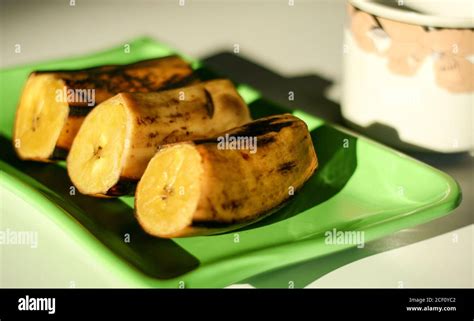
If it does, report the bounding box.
[342,0,473,152]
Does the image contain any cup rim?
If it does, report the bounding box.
[350,0,474,28]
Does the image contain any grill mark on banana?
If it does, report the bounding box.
[13,56,196,162]
[67,79,251,197]
[278,161,297,173]
[203,89,215,117]
[189,200,291,229]
[193,117,294,145]
[135,113,318,238]
[156,73,198,91]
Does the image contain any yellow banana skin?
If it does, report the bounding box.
[67,79,252,197]
[135,113,318,238]
[13,56,196,161]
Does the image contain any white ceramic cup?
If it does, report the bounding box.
[342,0,473,153]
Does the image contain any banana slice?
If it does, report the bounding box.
[136,144,204,237]
[67,100,130,197]
[67,79,251,197]
[13,56,195,161]
[14,74,69,161]
[135,114,318,238]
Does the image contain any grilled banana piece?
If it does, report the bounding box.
[13,56,196,161]
[135,113,318,238]
[67,79,251,197]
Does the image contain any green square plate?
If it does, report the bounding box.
[0,38,461,288]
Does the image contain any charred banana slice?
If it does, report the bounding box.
[13,56,196,161]
[135,113,318,238]
[67,79,251,197]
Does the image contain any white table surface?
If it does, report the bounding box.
[1,0,472,288]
